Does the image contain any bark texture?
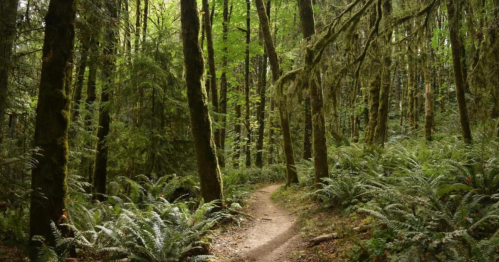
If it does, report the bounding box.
[181,0,224,205]
[298,0,329,186]
[29,0,76,257]
[373,0,392,147]
[202,0,221,149]
[0,0,19,144]
[447,0,472,143]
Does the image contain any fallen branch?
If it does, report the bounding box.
[227,208,255,220]
[308,233,339,247]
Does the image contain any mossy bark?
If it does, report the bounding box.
[0,0,19,145]
[181,0,224,205]
[256,0,298,185]
[373,0,392,147]
[29,0,76,257]
[365,74,380,144]
[93,0,118,201]
[447,0,472,144]
[202,0,221,151]
[298,0,329,187]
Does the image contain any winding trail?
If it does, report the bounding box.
[213,184,301,261]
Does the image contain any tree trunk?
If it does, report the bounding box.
[29,0,76,257]
[202,0,221,150]
[447,0,472,143]
[83,39,99,185]
[299,0,313,161]
[72,41,89,121]
[373,0,392,147]
[298,0,329,186]
[255,1,270,168]
[255,0,298,185]
[142,0,148,48]
[422,31,434,141]
[93,0,118,201]
[365,73,380,144]
[0,0,19,145]
[303,98,312,159]
[219,0,230,167]
[134,0,141,52]
[181,0,224,205]
[245,0,252,168]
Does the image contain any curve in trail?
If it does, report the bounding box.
[236,184,300,262]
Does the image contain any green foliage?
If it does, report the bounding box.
[36,196,222,261]
[316,138,499,261]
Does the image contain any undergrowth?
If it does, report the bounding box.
[313,137,499,261]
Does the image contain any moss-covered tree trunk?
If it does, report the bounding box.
[298,0,329,186]
[447,0,472,143]
[29,0,76,257]
[93,0,118,201]
[373,0,392,147]
[0,0,19,145]
[255,0,298,185]
[181,0,224,205]
[202,0,221,150]
[365,73,381,144]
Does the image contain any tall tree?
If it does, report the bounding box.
[256,0,271,168]
[181,0,224,205]
[245,0,252,167]
[255,0,298,185]
[93,0,118,201]
[219,0,230,167]
[29,0,77,257]
[298,0,329,186]
[373,0,392,146]
[202,0,221,150]
[0,0,19,145]
[447,0,472,143]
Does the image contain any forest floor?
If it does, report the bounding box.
[210,184,302,261]
[210,185,370,261]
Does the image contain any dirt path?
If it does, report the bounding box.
[212,184,301,261]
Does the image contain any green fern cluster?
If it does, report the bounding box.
[36,197,221,261]
[318,138,499,261]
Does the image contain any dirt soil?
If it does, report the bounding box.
[211,184,302,261]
